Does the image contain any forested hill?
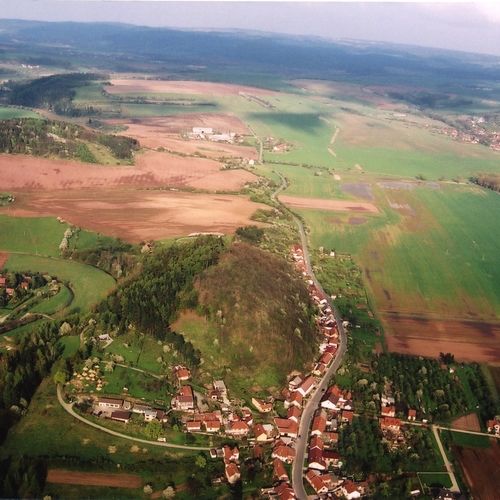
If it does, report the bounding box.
[196,243,318,376]
[0,118,139,163]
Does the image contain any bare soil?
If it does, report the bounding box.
[382,313,500,364]
[109,114,251,135]
[279,195,379,213]
[46,469,142,488]
[106,79,277,97]
[0,252,9,269]
[0,152,256,192]
[4,189,267,242]
[454,441,500,500]
[451,413,481,432]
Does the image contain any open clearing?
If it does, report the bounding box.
[382,314,500,364]
[46,469,142,488]
[279,195,378,213]
[106,78,277,96]
[0,151,256,192]
[5,189,267,242]
[454,441,500,500]
[450,413,481,432]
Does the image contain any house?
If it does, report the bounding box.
[174,365,191,383]
[288,375,303,392]
[143,409,158,422]
[253,444,264,461]
[213,380,227,394]
[381,394,395,407]
[486,417,500,436]
[273,458,289,482]
[341,480,361,499]
[272,444,295,464]
[253,423,269,442]
[97,397,123,409]
[274,482,295,500]
[408,409,417,421]
[287,406,302,423]
[225,463,240,484]
[311,411,327,436]
[323,450,342,468]
[341,410,354,424]
[0,276,6,287]
[274,418,299,438]
[98,333,112,342]
[5,288,14,297]
[323,431,339,444]
[110,410,132,423]
[251,397,273,413]
[223,445,239,463]
[305,470,329,495]
[308,447,326,470]
[297,376,316,397]
[321,385,352,412]
[379,416,402,433]
[192,126,213,135]
[172,385,195,411]
[312,362,327,376]
[309,435,324,451]
[226,420,250,437]
[381,405,396,418]
[319,351,334,366]
[186,420,202,432]
[241,407,253,426]
[204,420,221,433]
[285,391,303,409]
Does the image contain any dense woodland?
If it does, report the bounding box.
[3,73,100,116]
[470,173,500,192]
[0,118,139,162]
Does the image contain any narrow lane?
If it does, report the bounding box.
[432,425,461,493]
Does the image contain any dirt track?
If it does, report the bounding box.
[5,189,267,242]
[279,195,379,213]
[46,469,142,488]
[383,313,500,364]
[106,78,277,96]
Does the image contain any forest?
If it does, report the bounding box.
[0,118,139,162]
[470,173,500,192]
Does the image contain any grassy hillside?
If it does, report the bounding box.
[192,243,318,393]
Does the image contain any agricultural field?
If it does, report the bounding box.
[0,106,40,119]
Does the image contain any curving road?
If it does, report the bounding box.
[272,173,348,499]
[56,384,210,451]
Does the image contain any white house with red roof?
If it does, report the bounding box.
[273,458,289,483]
[226,420,250,437]
[297,376,316,397]
[381,405,396,418]
[251,397,273,413]
[274,418,299,438]
[272,444,296,464]
[305,470,329,495]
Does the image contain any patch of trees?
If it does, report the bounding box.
[235,225,265,245]
[0,456,46,499]
[388,91,473,110]
[470,173,500,193]
[0,118,139,162]
[5,73,101,116]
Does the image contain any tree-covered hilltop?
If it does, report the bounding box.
[0,118,139,163]
[196,242,318,376]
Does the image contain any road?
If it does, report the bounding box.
[272,173,349,499]
[56,384,210,451]
[432,425,460,493]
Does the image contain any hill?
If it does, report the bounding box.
[194,243,318,387]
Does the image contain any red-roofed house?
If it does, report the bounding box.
[223,445,239,464]
[172,385,195,411]
[225,463,240,484]
[323,450,342,468]
[186,420,202,432]
[285,391,303,409]
[341,480,361,499]
[274,418,299,438]
[287,405,302,423]
[273,458,289,482]
[308,447,326,470]
[174,365,191,383]
[272,444,296,464]
[381,405,396,418]
[226,420,250,437]
[305,470,329,495]
[251,397,273,413]
[487,417,500,436]
[379,417,401,433]
[311,411,327,436]
[204,420,221,433]
[110,410,132,423]
[253,423,269,442]
[408,409,417,421]
[274,482,295,500]
[342,410,354,424]
[323,431,339,444]
[297,376,316,397]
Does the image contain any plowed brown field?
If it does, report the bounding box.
[47,469,142,488]
[0,152,256,192]
[382,313,500,364]
[279,195,379,213]
[5,189,267,242]
[106,78,277,96]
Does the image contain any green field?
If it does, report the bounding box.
[31,284,73,315]
[0,106,40,119]
[4,254,115,313]
[448,431,492,448]
[60,335,81,358]
[418,472,453,488]
[298,185,500,319]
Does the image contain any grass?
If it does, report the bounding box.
[4,254,115,313]
[418,472,453,488]
[448,431,492,448]
[31,284,73,315]
[60,335,81,358]
[0,106,40,119]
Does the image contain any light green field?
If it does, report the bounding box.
[31,284,73,315]
[0,106,40,119]
[299,184,500,319]
[60,335,81,358]
[4,254,115,313]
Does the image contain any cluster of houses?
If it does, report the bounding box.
[436,116,500,151]
[92,396,169,425]
[188,126,237,143]
[0,273,32,301]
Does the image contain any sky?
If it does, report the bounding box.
[1,1,500,56]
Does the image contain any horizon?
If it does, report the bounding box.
[2,1,500,57]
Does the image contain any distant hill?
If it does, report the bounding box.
[195,243,319,381]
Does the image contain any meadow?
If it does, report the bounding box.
[0,106,40,119]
